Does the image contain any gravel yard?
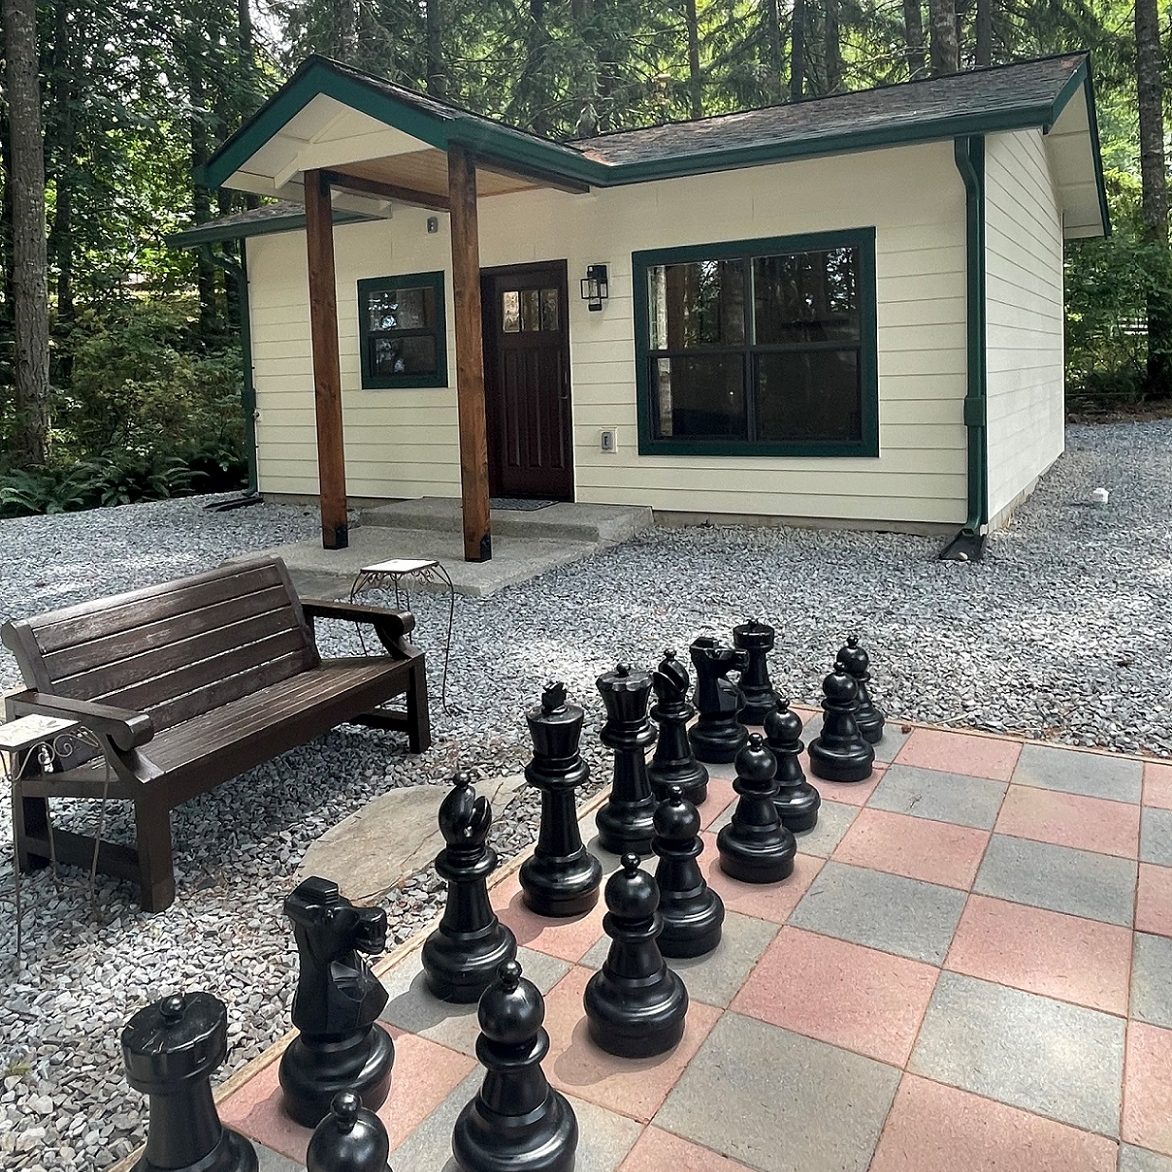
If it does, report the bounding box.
[0,418,1169,1168]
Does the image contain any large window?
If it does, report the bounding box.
[633,230,878,457]
[358,271,447,389]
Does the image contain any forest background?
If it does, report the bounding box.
[0,0,1168,514]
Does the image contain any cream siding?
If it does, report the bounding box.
[246,140,969,524]
[984,128,1066,523]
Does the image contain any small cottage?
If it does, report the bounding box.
[176,51,1107,560]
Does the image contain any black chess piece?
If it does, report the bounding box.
[808,662,876,783]
[452,960,578,1172]
[121,991,258,1172]
[688,637,750,764]
[307,1092,392,1172]
[422,773,518,1003]
[594,664,658,856]
[653,785,725,958]
[584,854,689,1057]
[647,648,710,805]
[764,699,821,832]
[520,682,603,918]
[717,734,797,883]
[733,620,779,725]
[837,635,886,744]
[279,877,396,1127]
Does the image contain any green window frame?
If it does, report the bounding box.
[358,270,448,389]
[633,228,879,458]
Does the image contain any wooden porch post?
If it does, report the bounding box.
[303,167,349,550]
[447,144,492,562]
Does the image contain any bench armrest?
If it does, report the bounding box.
[6,690,155,752]
[300,599,419,659]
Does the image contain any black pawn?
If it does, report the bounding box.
[594,664,658,856]
[279,877,395,1127]
[733,620,779,725]
[688,637,750,764]
[584,854,689,1057]
[307,1092,392,1172]
[808,662,876,783]
[520,682,603,917]
[764,700,821,832]
[718,734,797,883]
[653,786,724,958]
[837,635,886,744]
[422,773,518,1002]
[122,992,257,1172]
[452,960,578,1172]
[648,648,710,805]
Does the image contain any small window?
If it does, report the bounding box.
[634,230,877,457]
[500,287,562,333]
[358,271,447,389]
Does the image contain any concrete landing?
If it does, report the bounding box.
[363,497,652,546]
[242,499,652,599]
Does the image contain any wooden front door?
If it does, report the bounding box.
[481,262,573,500]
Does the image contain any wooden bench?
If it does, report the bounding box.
[1,556,430,911]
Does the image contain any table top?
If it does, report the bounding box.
[359,558,440,576]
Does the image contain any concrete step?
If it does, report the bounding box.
[361,497,652,546]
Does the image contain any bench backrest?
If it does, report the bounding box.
[1,558,320,732]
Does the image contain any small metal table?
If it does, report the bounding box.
[350,558,456,712]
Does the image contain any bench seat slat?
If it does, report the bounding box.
[32,562,285,653]
[49,598,302,694]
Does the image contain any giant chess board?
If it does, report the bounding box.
[172,714,1170,1172]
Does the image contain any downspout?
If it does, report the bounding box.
[199,241,260,499]
[941,135,988,561]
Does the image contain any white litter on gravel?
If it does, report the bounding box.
[0,419,1168,1168]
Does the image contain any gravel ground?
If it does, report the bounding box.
[0,419,1169,1168]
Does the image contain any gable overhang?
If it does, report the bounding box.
[1043,58,1111,239]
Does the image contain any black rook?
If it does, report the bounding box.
[422,774,518,1002]
[121,991,258,1172]
[594,664,658,856]
[733,620,779,725]
[520,682,603,917]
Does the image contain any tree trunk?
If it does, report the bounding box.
[823,0,842,93]
[928,0,959,76]
[187,44,218,336]
[902,0,926,78]
[525,0,550,135]
[238,0,260,210]
[975,0,991,65]
[760,0,784,102]
[1136,0,1171,395]
[790,0,806,100]
[3,0,51,464]
[47,0,77,326]
[426,0,446,98]
[684,0,703,119]
[335,0,357,59]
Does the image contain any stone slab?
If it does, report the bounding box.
[1141,807,1172,866]
[973,834,1137,926]
[869,765,1007,829]
[1012,742,1143,803]
[910,972,1125,1136]
[1122,1145,1172,1172]
[788,861,967,964]
[296,774,526,901]
[1132,933,1172,1029]
[656,1012,900,1172]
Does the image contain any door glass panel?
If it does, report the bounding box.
[521,289,541,332]
[502,291,521,332]
[540,288,560,331]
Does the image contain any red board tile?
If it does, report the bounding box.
[1137,864,1172,938]
[619,1126,757,1171]
[1144,762,1172,811]
[699,831,823,923]
[995,785,1140,859]
[1123,1021,1172,1156]
[896,728,1021,782]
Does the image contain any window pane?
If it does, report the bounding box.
[648,259,746,349]
[521,289,541,332]
[754,349,862,442]
[540,288,560,331]
[502,291,521,332]
[373,335,438,377]
[653,354,746,439]
[368,285,435,332]
[753,248,859,345]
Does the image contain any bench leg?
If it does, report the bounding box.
[11,788,51,873]
[134,796,176,912]
[407,657,432,754]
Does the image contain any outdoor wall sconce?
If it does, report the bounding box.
[580,264,609,311]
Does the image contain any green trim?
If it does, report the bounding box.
[357,271,448,389]
[168,208,373,248]
[953,135,988,535]
[632,228,879,459]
